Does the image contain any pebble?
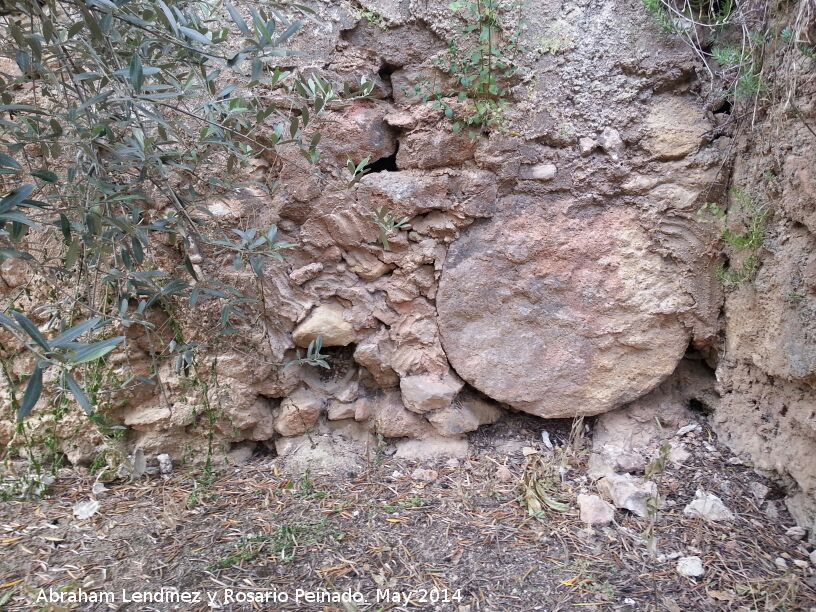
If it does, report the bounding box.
[748,481,769,501]
[810,550,816,567]
[411,468,438,482]
[676,423,698,436]
[774,557,788,570]
[676,556,704,577]
[785,526,807,540]
[495,465,513,483]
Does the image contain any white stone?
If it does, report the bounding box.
[597,473,657,518]
[676,423,699,436]
[578,494,615,526]
[676,556,704,577]
[578,137,598,156]
[519,163,557,181]
[785,526,807,539]
[599,127,624,160]
[156,453,173,475]
[292,302,357,347]
[683,489,735,522]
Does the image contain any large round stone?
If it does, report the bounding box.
[436,200,691,418]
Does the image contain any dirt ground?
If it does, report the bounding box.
[1,415,815,611]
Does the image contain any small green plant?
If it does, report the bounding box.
[701,189,768,287]
[353,7,388,29]
[371,206,410,251]
[426,0,524,131]
[292,470,329,499]
[290,336,331,369]
[346,156,371,186]
[641,0,771,105]
[384,495,424,513]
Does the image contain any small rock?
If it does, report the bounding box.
[73,499,100,520]
[774,557,788,570]
[765,501,779,520]
[227,442,256,464]
[676,423,699,436]
[495,465,513,483]
[156,453,173,475]
[411,468,438,482]
[327,402,356,421]
[292,302,357,347]
[275,389,324,436]
[400,371,463,414]
[793,559,809,569]
[727,456,744,465]
[91,482,108,497]
[597,473,657,518]
[427,396,501,436]
[540,430,553,450]
[0,258,33,288]
[599,127,624,160]
[676,556,704,577]
[445,458,460,470]
[810,549,816,567]
[519,163,557,181]
[668,443,690,466]
[577,494,615,526]
[748,481,770,501]
[578,137,598,156]
[786,526,807,540]
[522,446,539,456]
[289,262,323,285]
[683,489,735,522]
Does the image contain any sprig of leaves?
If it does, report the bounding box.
[371,206,410,251]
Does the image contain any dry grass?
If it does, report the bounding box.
[0,416,814,610]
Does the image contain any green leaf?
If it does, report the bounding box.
[0,313,20,334]
[0,153,21,171]
[0,248,33,261]
[13,311,50,351]
[67,336,125,364]
[275,20,303,45]
[179,26,212,45]
[64,372,93,415]
[18,364,43,421]
[0,104,48,115]
[0,184,34,213]
[226,3,250,36]
[156,0,178,34]
[0,211,37,227]
[129,53,144,92]
[51,318,102,348]
[31,169,58,183]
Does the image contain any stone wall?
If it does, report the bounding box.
[2,0,813,528]
[711,14,816,529]
[0,0,728,464]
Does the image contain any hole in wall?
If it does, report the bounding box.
[366,142,399,173]
[377,62,398,88]
[687,398,713,415]
[713,98,732,115]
